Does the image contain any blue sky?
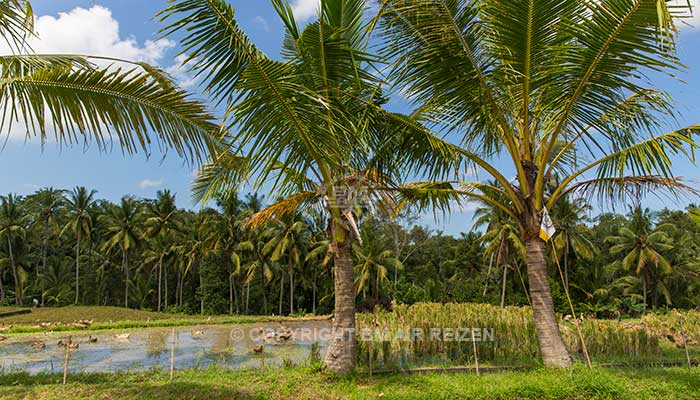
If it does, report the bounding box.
[1,0,700,236]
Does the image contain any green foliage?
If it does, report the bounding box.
[198,253,230,315]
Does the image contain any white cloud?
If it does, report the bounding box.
[291,0,320,22]
[1,6,175,64]
[139,179,163,190]
[0,6,177,143]
[254,16,270,32]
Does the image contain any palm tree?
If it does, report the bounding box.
[159,0,442,373]
[61,186,96,304]
[606,207,674,310]
[206,194,247,314]
[263,215,308,315]
[550,196,596,291]
[378,0,697,367]
[473,182,526,307]
[353,223,401,305]
[0,1,215,157]
[142,233,175,312]
[26,187,65,305]
[174,212,211,312]
[237,233,275,316]
[100,197,142,308]
[144,190,180,312]
[0,194,27,304]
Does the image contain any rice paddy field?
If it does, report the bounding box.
[356,303,700,370]
[0,306,329,334]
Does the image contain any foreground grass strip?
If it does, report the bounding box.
[0,366,699,400]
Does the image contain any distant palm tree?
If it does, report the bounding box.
[144,190,180,312]
[174,212,210,311]
[100,197,142,308]
[0,194,27,304]
[206,194,247,314]
[473,182,525,307]
[551,196,596,291]
[61,187,96,304]
[263,215,308,315]
[26,187,65,305]
[142,233,175,312]
[606,207,673,310]
[353,224,401,305]
[237,234,275,316]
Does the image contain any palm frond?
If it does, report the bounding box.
[0,0,33,52]
[0,59,216,160]
[245,191,318,230]
[158,0,260,106]
[550,126,700,208]
[562,176,699,207]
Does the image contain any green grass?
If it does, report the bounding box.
[0,306,328,334]
[0,366,699,399]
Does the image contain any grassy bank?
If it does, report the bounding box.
[0,306,328,334]
[0,366,699,399]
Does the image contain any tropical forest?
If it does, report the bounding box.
[1,0,700,399]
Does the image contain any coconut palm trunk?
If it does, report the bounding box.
[312,263,318,315]
[164,266,168,309]
[289,258,294,315]
[500,263,508,308]
[525,237,571,367]
[0,270,4,303]
[245,284,250,314]
[41,236,48,306]
[123,249,129,308]
[279,275,284,316]
[229,275,239,315]
[157,258,163,312]
[324,234,356,373]
[7,234,20,305]
[75,233,80,304]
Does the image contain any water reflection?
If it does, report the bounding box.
[0,321,330,374]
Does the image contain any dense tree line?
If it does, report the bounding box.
[1,187,698,317]
[2,0,698,372]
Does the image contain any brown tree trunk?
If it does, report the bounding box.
[312,261,318,315]
[525,238,571,367]
[123,249,129,309]
[500,263,508,308]
[324,237,356,373]
[41,234,48,307]
[7,234,20,305]
[75,234,80,305]
[289,258,294,315]
[230,275,234,315]
[157,259,163,313]
[0,268,4,303]
[279,274,284,316]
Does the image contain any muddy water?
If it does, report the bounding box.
[0,320,331,374]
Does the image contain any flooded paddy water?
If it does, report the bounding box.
[0,320,331,374]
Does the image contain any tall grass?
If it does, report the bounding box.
[356,303,666,369]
